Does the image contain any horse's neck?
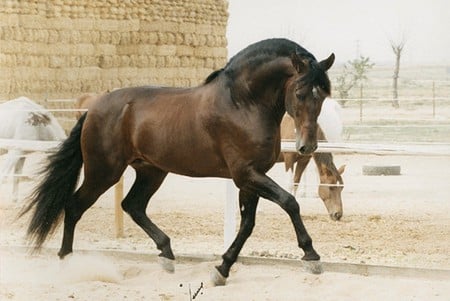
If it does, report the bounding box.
[230,57,294,121]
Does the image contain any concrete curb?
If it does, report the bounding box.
[2,245,449,281]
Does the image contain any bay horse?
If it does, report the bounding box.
[279,110,345,221]
[0,97,66,202]
[21,38,335,285]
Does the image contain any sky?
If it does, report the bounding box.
[226,0,450,65]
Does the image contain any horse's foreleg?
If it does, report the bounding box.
[214,190,259,285]
[245,172,319,261]
[121,167,174,270]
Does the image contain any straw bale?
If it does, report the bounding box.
[175,45,194,56]
[193,46,214,58]
[40,17,74,30]
[155,56,166,68]
[47,29,59,43]
[156,45,177,56]
[94,19,119,31]
[140,21,180,32]
[71,18,95,30]
[94,44,116,56]
[1,0,228,99]
[0,13,20,27]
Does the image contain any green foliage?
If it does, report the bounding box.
[335,56,374,105]
[348,56,375,84]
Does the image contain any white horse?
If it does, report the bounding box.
[317,97,343,143]
[0,97,67,202]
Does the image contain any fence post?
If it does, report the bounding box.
[114,176,124,238]
[224,180,237,251]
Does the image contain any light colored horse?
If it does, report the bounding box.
[74,93,103,119]
[0,97,67,202]
[279,98,345,220]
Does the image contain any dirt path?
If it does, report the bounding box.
[1,154,449,300]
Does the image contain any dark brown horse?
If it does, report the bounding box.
[21,38,335,285]
[279,114,345,221]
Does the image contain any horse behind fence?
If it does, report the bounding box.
[0,97,66,202]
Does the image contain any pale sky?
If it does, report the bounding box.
[227,0,450,65]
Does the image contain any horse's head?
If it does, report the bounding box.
[318,163,345,221]
[285,52,335,155]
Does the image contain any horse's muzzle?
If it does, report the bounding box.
[298,143,317,155]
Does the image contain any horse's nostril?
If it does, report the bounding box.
[331,212,342,221]
[299,144,317,155]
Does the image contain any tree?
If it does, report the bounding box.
[348,55,375,101]
[335,56,374,107]
[348,56,374,122]
[348,56,375,86]
[335,64,354,107]
[390,36,406,108]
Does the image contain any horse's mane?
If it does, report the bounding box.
[203,38,330,102]
[204,68,224,84]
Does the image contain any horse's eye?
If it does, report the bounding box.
[312,87,319,99]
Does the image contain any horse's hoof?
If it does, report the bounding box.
[158,256,175,273]
[302,260,323,274]
[211,268,227,286]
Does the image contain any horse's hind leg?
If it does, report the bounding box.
[58,165,125,258]
[214,189,259,285]
[120,166,174,270]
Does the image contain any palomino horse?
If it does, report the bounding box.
[279,109,345,221]
[0,97,66,202]
[74,92,107,119]
[21,38,335,285]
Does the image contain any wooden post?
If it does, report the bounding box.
[114,176,124,238]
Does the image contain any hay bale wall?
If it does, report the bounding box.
[0,0,228,101]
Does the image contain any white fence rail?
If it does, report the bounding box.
[282,141,450,156]
[2,138,450,248]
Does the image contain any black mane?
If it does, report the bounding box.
[225,38,316,73]
[203,38,330,99]
[204,38,326,83]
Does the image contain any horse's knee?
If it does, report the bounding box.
[279,194,300,214]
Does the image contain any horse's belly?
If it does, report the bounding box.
[137,134,230,178]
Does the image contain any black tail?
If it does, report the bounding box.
[20,113,87,249]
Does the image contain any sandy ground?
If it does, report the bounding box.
[1,153,450,300]
[1,248,449,301]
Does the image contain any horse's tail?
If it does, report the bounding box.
[19,113,87,250]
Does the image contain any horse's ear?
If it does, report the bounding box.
[290,53,308,74]
[338,164,346,175]
[319,53,335,71]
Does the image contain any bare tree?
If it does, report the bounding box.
[390,35,407,108]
